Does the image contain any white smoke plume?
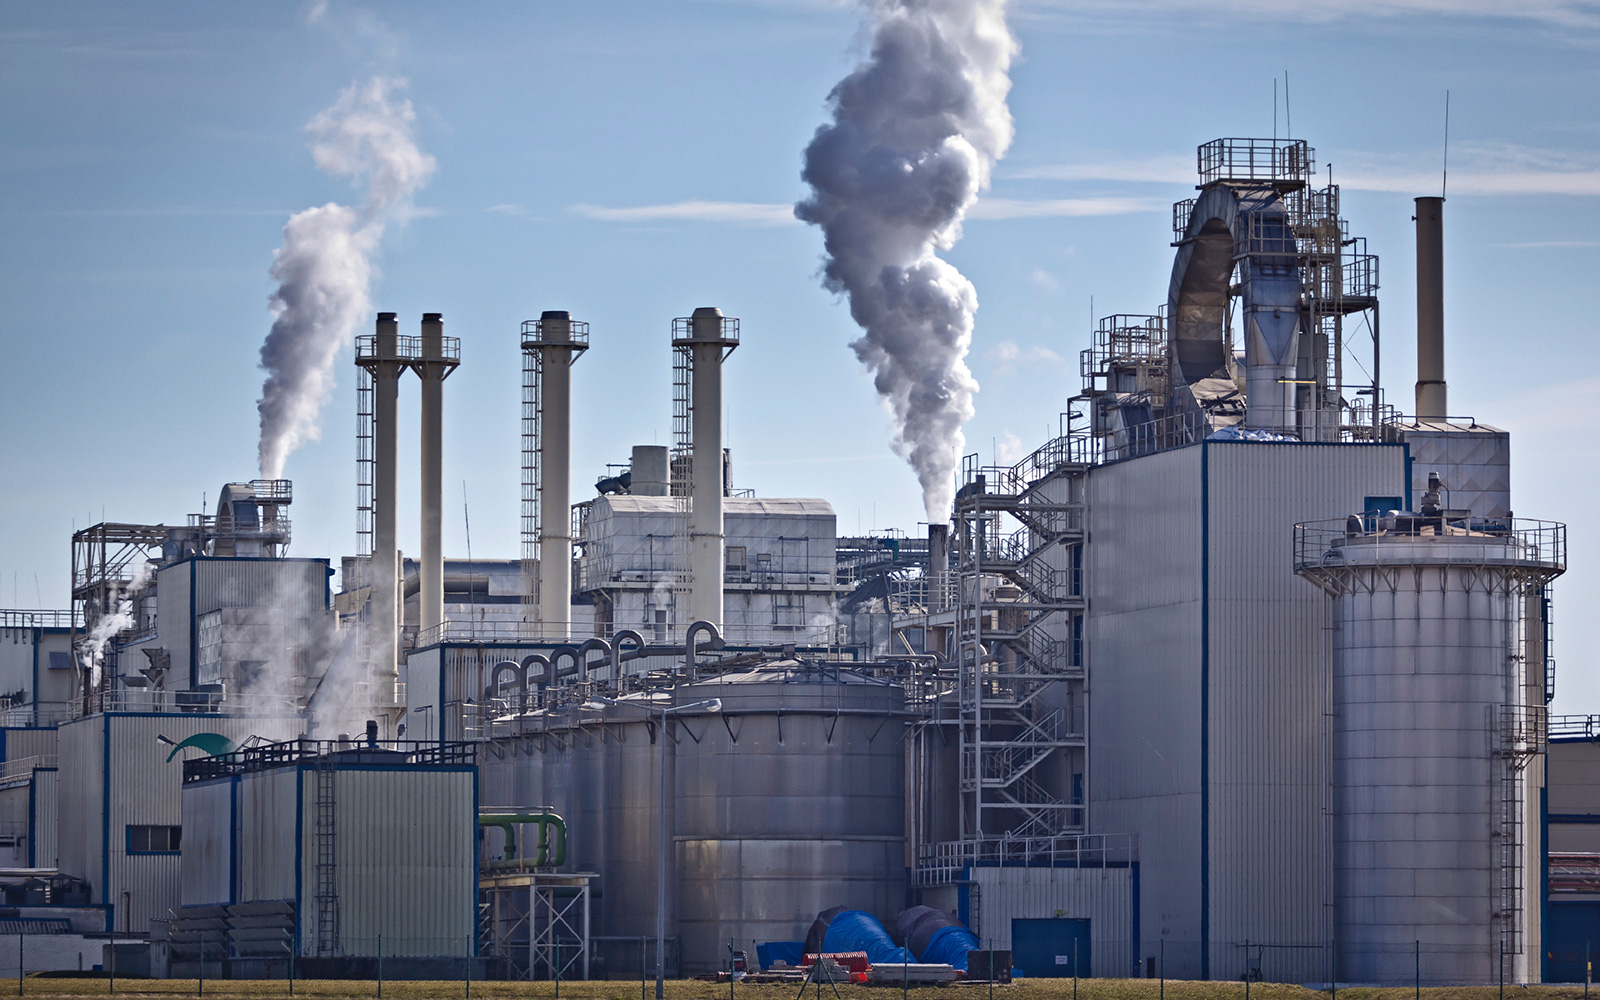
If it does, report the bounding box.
[796,0,1016,520]
[80,560,156,689]
[256,77,436,480]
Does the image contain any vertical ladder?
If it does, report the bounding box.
[314,750,340,956]
[522,330,542,621]
[669,341,694,638]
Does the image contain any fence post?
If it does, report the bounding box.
[287,932,294,997]
[1159,938,1164,1000]
[1414,939,1419,999]
[16,931,20,997]
[197,930,204,998]
[109,932,115,997]
[1587,940,1592,997]
[1072,939,1078,1000]
[641,937,647,1000]
[1499,938,1504,1000]
[377,934,383,1000]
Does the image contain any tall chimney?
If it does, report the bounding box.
[675,308,739,629]
[1414,196,1447,420]
[524,311,588,638]
[415,314,459,638]
[369,312,403,705]
[927,523,949,610]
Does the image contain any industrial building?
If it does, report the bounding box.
[0,135,1580,986]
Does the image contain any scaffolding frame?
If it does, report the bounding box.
[479,872,592,981]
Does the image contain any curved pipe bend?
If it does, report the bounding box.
[551,646,582,682]
[611,629,646,680]
[520,654,553,710]
[684,620,723,676]
[487,659,527,714]
[574,637,611,682]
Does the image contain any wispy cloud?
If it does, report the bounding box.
[1018,0,1600,31]
[570,200,797,225]
[1030,268,1060,292]
[968,196,1165,219]
[990,339,1064,375]
[486,203,531,217]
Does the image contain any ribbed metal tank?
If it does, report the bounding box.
[1295,518,1564,984]
[672,664,907,973]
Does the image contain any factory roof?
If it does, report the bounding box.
[597,496,835,516]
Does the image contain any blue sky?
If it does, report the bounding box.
[3,2,1599,706]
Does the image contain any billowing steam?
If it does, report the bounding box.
[796,0,1016,520]
[79,560,155,689]
[256,77,436,480]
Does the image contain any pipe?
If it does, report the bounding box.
[528,311,586,639]
[371,312,402,704]
[1414,196,1447,420]
[551,646,582,681]
[488,659,527,713]
[682,308,738,628]
[611,629,646,678]
[479,812,568,868]
[575,637,611,681]
[519,653,551,708]
[927,524,949,610]
[683,620,723,676]
[416,313,453,636]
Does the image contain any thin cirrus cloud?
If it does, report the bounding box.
[1020,0,1600,30]
[1009,144,1600,198]
[567,196,1160,225]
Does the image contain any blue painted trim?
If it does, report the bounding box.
[1199,442,1210,979]
[1550,737,1600,745]
[1130,860,1141,977]
[229,774,240,905]
[26,772,35,868]
[188,560,197,689]
[294,765,304,959]
[29,634,38,727]
[1548,813,1600,823]
[471,761,479,957]
[957,868,971,929]
[1404,443,1414,510]
[1,728,9,764]
[101,713,111,932]
[439,656,447,742]
[1542,782,1550,983]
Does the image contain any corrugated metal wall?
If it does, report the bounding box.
[304,768,476,957]
[179,779,233,906]
[969,865,1136,975]
[1085,445,1206,977]
[237,768,298,904]
[4,728,58,762]
[55,718,102,903]
[31,767,57,868]
[1203,441,1405,981]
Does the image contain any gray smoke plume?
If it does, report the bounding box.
[256,77,436,480]
[796,0,1016,521]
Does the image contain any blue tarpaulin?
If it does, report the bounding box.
[756,942,805,971]
[919,924,980,971]
[820,911,915,965]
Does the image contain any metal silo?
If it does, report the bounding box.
[1296,516,1564,983]
[672,664,907,974]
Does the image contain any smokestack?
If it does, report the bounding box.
[927,523,949,611]
[630,445,670,497]
[524,311,588,638]
[1414,196,1447,420]
[368,312,403,704]
[676,308,739,629]
[415,313,459,637]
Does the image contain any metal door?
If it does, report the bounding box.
[1011,918,1090,978]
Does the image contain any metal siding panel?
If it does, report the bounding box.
[32,768,57,868]
[4,729,57,762]
[970,866,1135,976]
[1204,442,1406,981]
[54,718,102,900]
[1085,446,1206,976]
[179,780,233,905]
[236,769,298,903]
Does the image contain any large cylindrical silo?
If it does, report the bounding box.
[672,665,907,974]
[1296,519,1564,983]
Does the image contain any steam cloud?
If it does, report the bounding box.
[80,560,155,689]
[797,0,1016,521]
[256,77,436,480]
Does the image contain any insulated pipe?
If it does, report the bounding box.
[519,653,550,705]
[682,308,738,628]
[611,629,646,679]
[1414,197,1447,420]
[487,660,526,713]
[575,637,611,681]
[416,313,455,636]
[551,647,581,682]
[683,620,723,676]
[371,313,403,703]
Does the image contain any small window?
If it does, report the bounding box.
[127,825,181,854]
[725,546,746,572]
[47,652,71,670]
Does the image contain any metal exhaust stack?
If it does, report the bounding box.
[1414,196,1447,420]
[524,311,589,639]
[927,523,949,610]
[369,312,403,705]
[674,307,740,630]
[415,313,459,637]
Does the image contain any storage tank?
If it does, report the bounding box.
[672,664,907,973]
[1295,516,1564,984]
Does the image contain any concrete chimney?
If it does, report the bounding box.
[414,313,459,638]
[675,308,739,629]
[368,312,403,704]
[523,311,588,638]
[631,445,670,497]
[927,523,949,610]
[1414,196,1447,420]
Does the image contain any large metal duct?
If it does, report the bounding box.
[414,313,460,637]
[927,523,949,610]
[1169,185,1303,433]
[1414,196,1448,420]
[674,308,739,629]
[523,311,589,638]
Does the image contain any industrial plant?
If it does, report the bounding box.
[0,133,1587,988]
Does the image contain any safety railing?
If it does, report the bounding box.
[184,738,475,784]
[1198,137,1315,187]
[0,610,82,631]
[1293,516,1567,577]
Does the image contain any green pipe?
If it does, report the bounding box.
[479,812,567,868]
